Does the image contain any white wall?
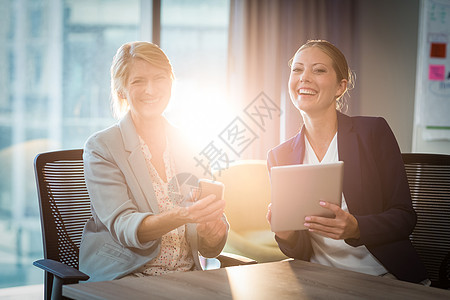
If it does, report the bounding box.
[357,0,450,154]
[356,0,420,153]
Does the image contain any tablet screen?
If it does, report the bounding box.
[270,162,344,232]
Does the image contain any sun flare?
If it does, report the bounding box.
[165,80,236,149]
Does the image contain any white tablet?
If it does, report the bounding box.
[270,161,344,232]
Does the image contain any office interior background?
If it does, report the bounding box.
[0,0,449,293]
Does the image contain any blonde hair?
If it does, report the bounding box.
[289,40,355,112]
[110,41,174,118]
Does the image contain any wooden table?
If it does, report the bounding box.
[63,260,450,299]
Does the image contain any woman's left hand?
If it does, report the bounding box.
[304,201,360,240]
[197,217,227,248]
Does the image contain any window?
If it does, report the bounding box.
[162,0,233,146]
[0,0,140,289]
[0,0,229,290]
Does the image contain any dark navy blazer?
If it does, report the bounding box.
[267,112,427,283]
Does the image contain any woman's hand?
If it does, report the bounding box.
[303,201,360,240]
[189,194,227,247]
[266,203,296,242]
[137,194,225,243]
[186,194,225,223]
[197,218,227,248]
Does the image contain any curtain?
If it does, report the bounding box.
[227,0,357,160]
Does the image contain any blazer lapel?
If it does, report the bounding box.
[119,112,160,214]
[293,126,306,164]
[278,128,305,166]
[337,112,363,213]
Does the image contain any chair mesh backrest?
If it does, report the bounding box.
[402,153,450,286]
[35,149,91,269]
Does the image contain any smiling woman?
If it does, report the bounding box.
[122,59,172,124]
[289,47,347,120]
[79,41,229,282]
[288,41,353,117]
[111,43,175,120]
[266,40,429,285]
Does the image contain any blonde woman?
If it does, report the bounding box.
[80,41,228,281]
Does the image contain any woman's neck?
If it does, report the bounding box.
[131,113,168,182]
[301,109,338,161]
[132,114,166,148]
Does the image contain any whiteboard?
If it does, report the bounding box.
[414,0,450,142]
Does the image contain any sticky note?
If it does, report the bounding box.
[429,65,445,81]
[430,43,446,58]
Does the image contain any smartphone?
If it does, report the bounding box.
[197,179,225,201]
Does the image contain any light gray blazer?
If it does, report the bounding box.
[79,112,227,282]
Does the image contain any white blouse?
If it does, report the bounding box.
[304,133,387,276]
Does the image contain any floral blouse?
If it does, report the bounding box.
[132,136,197,277]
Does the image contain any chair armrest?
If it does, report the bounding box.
[33,259,89,281]
[34,259,89,299]
[217,252,257,267]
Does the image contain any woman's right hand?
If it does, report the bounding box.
[186,194,225,224]
[266,203,296,241]
[138,194,225,243]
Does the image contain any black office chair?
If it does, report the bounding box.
[33,149,255,300]
[33,149,91,300]
[402,153,450,289]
